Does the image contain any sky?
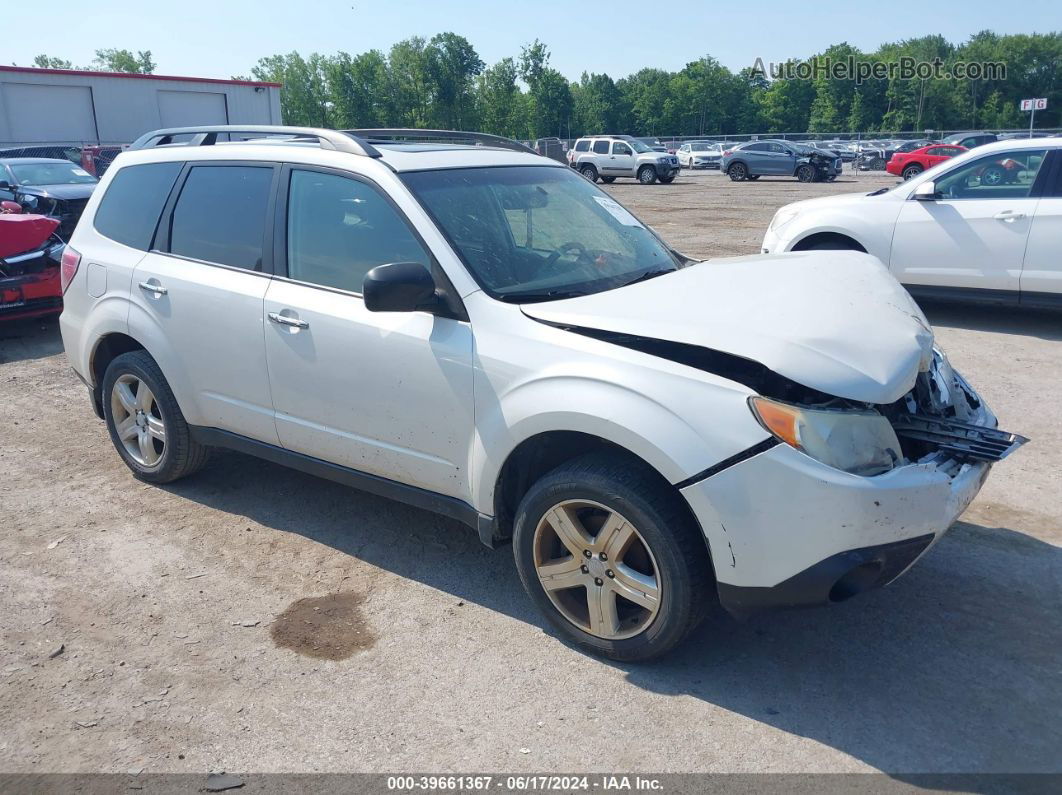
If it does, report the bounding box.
[9,0,1061,82]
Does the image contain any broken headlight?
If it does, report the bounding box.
[749,396,902,476]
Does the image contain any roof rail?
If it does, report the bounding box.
[344,128,536,155]
[128,126,382,158]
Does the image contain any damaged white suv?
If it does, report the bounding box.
[59,126,1026,661]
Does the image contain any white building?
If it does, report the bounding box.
[0,66,282,146]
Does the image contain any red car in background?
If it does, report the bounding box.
[887,144,966,180]
[0,203,67,321]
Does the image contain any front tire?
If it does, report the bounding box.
[796,164,815,183]
[658,175,675,184]
[747,174,760,181]
[637,166,658,185]
[600,176,616,184]
[512,453,713,661]
[102,351,210,484]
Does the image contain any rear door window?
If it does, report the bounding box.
[168,165,274,270]
[93,162,182,250]
[592,140,610,154]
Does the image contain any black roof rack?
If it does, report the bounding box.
[343,128,536,155]
[128,126,382,158]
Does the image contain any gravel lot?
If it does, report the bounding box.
[1,169,1058,776]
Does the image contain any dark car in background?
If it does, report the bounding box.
[723,139,842,182]
[0,158,98,239]
[942,132,998,150]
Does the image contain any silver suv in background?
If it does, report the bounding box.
[570,135,680,184]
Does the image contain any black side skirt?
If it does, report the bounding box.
[188,427,503,548]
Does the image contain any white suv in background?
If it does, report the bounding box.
[762,138,1062,307]
[60,125,1025,661]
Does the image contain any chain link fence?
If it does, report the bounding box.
[0,141,128,177]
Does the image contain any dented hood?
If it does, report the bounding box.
[521,251,934,404]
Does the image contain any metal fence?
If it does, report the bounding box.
[0,140,129,177]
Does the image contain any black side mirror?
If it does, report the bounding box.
[0,180,11,190]
[363,262,440,313]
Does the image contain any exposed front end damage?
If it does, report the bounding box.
[683,349,1026,618]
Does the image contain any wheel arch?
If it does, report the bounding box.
[791,231,867,252]
[487,430,712,572]
[87,332,147,417]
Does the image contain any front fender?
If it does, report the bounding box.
[781,211,897,262]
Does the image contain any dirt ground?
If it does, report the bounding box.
[1,169,1059,776]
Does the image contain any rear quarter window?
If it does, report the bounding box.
[93,162,182,250]
[574,140,590,152]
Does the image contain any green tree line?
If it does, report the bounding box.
[30,31,1061,137]
[247,32,1060,137]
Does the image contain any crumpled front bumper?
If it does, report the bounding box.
[680,378,1004,617]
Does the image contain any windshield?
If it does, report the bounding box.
[627,139,653,153]
[691,143,712,151]
[9,161,97,186]
[402,166,680,302]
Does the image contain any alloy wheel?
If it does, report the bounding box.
[533,499,662,640]
[110,373,166,466]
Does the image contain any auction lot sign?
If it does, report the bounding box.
[1020,98,1048,111]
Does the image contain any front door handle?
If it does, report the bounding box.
[138,281,167,295]
[268,311,309,329]
[994,211,1026,222]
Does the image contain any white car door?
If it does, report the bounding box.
[129,162,280,444]
[1019,151,1062,302]
[889,148,1048,294]
[262,165,474,500]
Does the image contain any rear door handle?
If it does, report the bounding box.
[138,281,167,295]
[994,211,1026,222]
[268,311,309,329]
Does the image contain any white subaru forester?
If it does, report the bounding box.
[58,126,1026,660]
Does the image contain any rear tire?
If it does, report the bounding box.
[727,163,748,181]
[102,351,211,484]
[512,453,713,662]
[902,164,923,180]
[580,165,599,183]
[637,166,658,185]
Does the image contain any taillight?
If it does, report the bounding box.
[60,246,81,294]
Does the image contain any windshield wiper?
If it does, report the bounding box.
[499,288,590,303]
[619,267,673,287]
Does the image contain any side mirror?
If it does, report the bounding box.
[363,262,440,314]
[0,200,22,214]
[912,181,939,201]
[0,180,11,190]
